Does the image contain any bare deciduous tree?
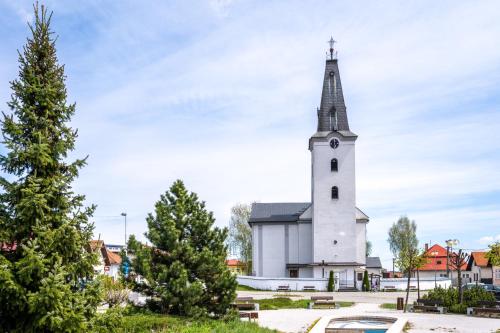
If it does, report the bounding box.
[450,249,470,304]
[228,203,252,275]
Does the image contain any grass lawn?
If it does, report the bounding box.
[119,313,278,333]
[379,303,397,310]
[237,284,262,291]
[256,297,354,310]
[380,303,410,311]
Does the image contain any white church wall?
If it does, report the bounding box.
[262,224,286,277]
[355,222,366,265]
[298,222,312,264]
[251,225,259,276]
[312,134,357,269]
[288,224,299,264]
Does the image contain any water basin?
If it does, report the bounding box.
[325,316,396,333]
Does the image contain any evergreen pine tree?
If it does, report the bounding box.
[132,180,237,317]
[0,5,99,331]
[327,271,334,292]
[363,270,370,291]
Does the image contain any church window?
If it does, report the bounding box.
[331,186,339,199]
[331,158,338,172]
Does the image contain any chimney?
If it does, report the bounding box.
[425,243,429,252]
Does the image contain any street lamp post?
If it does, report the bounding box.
[121,212,127,255]
[445,239,459,285]
[431,251,439,288]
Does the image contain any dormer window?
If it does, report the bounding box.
[331,158,338,172]
[331,186,339,199]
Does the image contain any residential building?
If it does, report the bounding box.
[366,257,383,277]
[226,259,246,275]
[88,240,122,281]
[467,252,493,284]
[415,244,469,284]
[249,43,369,290]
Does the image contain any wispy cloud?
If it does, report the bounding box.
[1,1,499,269]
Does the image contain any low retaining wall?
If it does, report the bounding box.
[237,275,330,291]
[237,276,451,291]
[380,277,451,290]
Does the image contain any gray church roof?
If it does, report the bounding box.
[249,202,369,224]
[366,257,382,268]
[248,202,311,223]
[317,59,350,132]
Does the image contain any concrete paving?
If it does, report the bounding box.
[238,290,421,304]
[256,303,500,333]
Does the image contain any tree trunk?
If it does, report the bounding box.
[404,256,413,313]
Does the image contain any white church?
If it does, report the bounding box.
[249,42,372,290]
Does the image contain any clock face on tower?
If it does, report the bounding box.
[330,138,340,149]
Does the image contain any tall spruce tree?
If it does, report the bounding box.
[132,180,236,317]
[0,5,99,331]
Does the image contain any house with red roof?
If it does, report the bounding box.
[88,240,123,281]
[467,251,494,285]
[226,259,247,275]
[414,244,470,284]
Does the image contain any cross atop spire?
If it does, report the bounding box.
[328,37,337,60]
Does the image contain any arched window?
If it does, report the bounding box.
[331,186,339,199]
[331,158,338,172]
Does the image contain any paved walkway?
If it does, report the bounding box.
[256,303,500,333]
[238,290,420,304]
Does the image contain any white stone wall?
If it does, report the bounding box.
[380,278,451,290]
[311,133,357,271]
[237,275,329,291]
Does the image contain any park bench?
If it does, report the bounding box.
[303,285,316,292]
[277,285,291,292]
[410,299,447,314]
[467,301,500,317]
[239,311,259,321]
[383,285,397,291]
[308,295,339,309]
[232,297,259,321]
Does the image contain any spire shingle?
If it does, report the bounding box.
[317,59,349,132]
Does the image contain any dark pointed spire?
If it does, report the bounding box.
[317,39,349,132]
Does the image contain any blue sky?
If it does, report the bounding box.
[1,1,500,269]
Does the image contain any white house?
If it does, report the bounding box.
[467,251,493,284]
[249,44,369,290]
[88,240,122,281]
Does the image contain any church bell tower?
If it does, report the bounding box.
[309,39,362,279]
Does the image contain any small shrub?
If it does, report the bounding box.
[98,275,129,308]
[449,303,467,314]
[424,285,495,313]
[90,307,123,333]
[463,285,495,306]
